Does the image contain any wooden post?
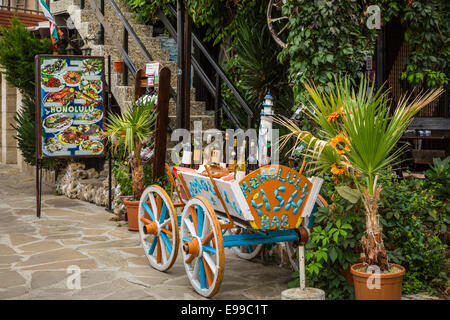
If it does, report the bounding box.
[153,67,171,179]
[183,11,192,130]
[299,245,305,290]
[176,0,185,129]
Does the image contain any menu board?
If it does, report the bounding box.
[36,55,105,158]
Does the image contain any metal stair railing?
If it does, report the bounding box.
[84,0,177,98]
[157,4,254,129]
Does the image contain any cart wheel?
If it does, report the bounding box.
[285,195,328,271]
[229,228,264,260]
[180,196,225,298]
[139,185,179,271]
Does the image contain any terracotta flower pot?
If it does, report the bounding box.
[350,263,405,300]
[340,257,365,286]
[113,60,123,73]
[123,199,139,231]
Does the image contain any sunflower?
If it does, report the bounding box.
[327,111,340,122]
[330,134,351,154]
[331,163,347,175]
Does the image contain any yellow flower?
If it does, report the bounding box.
[331,163,347,175]
[327,111,340,122]
[330,134,351,154]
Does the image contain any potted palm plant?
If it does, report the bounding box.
[276,76,443,299]
[104,99,157,231]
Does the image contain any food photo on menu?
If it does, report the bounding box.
[39,57,105,157]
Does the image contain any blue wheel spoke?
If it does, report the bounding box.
[182,237,191,243]
[142,202,155,221]
[203,245,216,255]
[148,237,157,255]
[198,258,207,289]
[197,206,204,237]
[159,202,167,224]
[160,233,172,255]
[247,245,253,253]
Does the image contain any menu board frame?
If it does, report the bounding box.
[35,55,106,159]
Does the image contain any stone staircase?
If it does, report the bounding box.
[49,0,215,160]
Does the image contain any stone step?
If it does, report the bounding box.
[169,114,215,131]
[169,100,206,116]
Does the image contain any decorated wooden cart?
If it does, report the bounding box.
[137,163,327,297]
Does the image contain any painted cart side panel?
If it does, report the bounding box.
[238,165,323,230]
[179,171,254,221]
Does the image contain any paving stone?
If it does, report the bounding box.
[61,240,88,246]
[18,241,63,253]
[9,234,41,246]
[16,248,89,267]
[0,286,29,299]
[44,198,85,208]
[127,256,149,267]
[0,255,23,265]
[119,248,144,256]
[127,276,168,286]
[103,288,156,300]
[46,234,82,240]
[30,271,68,289]
[77,239,139,249]
[81,229,109,236]
[21,259,98,271]
[0,244,17,255]
[106,229,135,239]
[85,249,128,268]
[0,270,27,287]
[42,208,85,217]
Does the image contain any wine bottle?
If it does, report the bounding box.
[247,140,258,173]
[192,137,201,169]
[181,141,192,168]
[235,143,246,181]
[228,137,237,172]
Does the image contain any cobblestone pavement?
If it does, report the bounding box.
[0,165,292,300]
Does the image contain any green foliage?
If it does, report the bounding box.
[379,0,450,88]
[222,11,293,128]
[124,0,173,24]
[112,161,133,196]
[186,0,266,46]
[11,96,37,165]
[288,173,365,300]
[105,98,157,158]
[0,16,54,166]
[424,157,450,200]
[379,173,449,295]
[143,162,171,194]
[290,170,449,298]
[0,16,53,95]
[279,0,377,106]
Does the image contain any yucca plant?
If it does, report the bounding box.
[104,98,157,200]
[276,76,443,271]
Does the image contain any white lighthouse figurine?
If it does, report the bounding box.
[258,92,274,166]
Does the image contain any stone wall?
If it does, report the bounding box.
[0,67,18,165]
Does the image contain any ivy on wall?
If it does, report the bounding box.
[278,0,378,107]
[379,0,449,88]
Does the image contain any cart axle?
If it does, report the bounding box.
[222,229,299,248]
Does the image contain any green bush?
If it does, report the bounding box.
[0,16,53,166]
[292,169,449,299]
[379,172,449,296]
[112,161,132,196]
[288,172,365,300]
